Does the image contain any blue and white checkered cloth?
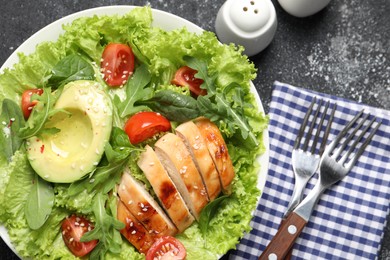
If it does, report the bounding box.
[230,81,390,259]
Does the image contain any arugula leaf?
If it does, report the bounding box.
[107,192,123,246]
[138,90,199,122]
[116,64,153,118]
[18,87,62,139]
[184,56,216,94]
[24,173,55,230]
[95,155,129,194]
[198,195,229,238]
[184,56,258,146]
[92,128,143,194]
[0,99,25,162]
[67,147,127,196]
[81,193,124,259]
[48,54,95,87]
[214,92,250,139]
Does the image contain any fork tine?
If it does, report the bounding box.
[327,109,365,153]
[303,99,323,151]
[310,100,329,154]
[294,97,316,149]
[319,102,337,155]
[341,117,381,168]
[347,120,382,169]
[333,113,370,159]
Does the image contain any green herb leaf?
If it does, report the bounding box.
[18,87,61,139]
[117,63,153,118]
[24,174,55,230]
[198,195,229,237]
[104,141,129,163]
[81,193,125,259]
[138,90,199,122]
[184,56,216,94]
[68,155,127,196]
[196,95,224,122]
[48,54,95,87]
[109,127,132,150]
[107,193,123,249]
[0,99,25,162]
[185,56,258,146]
[95,156,128,194]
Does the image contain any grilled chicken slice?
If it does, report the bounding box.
[138,145,195,232]
[154,133,209,220]
[118,169,177,237]
[117,200,155,254]
[176,121,222,201]
[194,117,235,194]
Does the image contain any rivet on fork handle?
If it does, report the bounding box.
[259,212,307,260]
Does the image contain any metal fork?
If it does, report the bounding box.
[284,97,336,218]
[259,110,382,260]
[280,98,336,260]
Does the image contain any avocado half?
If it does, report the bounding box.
[26,80,113,183]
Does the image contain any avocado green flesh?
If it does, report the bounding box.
[45,108,93,159]
[26,80,113,183]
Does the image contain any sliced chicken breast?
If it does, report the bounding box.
[118,169,177,237]
[137,145,195,232]
[176,121,222,201]
[154,133,209,220]
[117,199,155,254]
[194,117,235,194]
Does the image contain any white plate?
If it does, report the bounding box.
[0,5,269,258]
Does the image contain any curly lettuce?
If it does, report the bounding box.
[0,6,268,260]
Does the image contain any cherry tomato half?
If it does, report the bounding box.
[21,88,43,119]
[171,66,206,97]
[101,43,135,87]
[124,111,171,145]
[61,215,98,257]
[146,236,187,260]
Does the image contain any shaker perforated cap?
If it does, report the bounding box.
[229,0,270,33]
[215,0,277,56]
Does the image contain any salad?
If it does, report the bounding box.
[0,6,268,260]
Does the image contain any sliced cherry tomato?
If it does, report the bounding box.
[101,43,135,87]
[21,88,43,119]
[171,66,206,97]
[146,236,186,260]
[61,215,98,257]
[124,111,171,145]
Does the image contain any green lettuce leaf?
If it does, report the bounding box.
[0,42,65,101]
[0,154,10,221]
[1,151,34,223]
[0,99,25,162]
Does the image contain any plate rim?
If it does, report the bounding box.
[0,5,269,258]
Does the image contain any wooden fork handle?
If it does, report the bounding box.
[279,218,293,260]
[259,212,307,260]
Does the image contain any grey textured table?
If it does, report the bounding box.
[1,0,389,259]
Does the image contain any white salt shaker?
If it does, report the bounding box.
[278,0,332,17]
[215,0,277,56]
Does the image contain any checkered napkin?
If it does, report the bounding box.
[229,81,390,259]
